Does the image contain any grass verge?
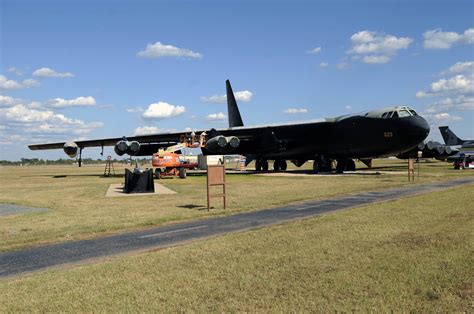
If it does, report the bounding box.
[0,184,472,311]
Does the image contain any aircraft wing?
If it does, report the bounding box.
[28,132,183,150]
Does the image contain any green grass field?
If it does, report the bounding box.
[0,159,472,252]
[1,183,472,311]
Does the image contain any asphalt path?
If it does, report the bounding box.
[1,177,473,278]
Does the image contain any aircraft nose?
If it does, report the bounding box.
[408,116,430,143]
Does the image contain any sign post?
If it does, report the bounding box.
[207,165,227,211]
[408,158,415,182]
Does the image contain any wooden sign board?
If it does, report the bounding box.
[207,165,226,210]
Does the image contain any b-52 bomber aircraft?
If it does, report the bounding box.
[29,80,430,173]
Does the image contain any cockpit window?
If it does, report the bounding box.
[409,109,418,116]
[381,112,388,118]
[392,111,399,118]
[398,110,411,117]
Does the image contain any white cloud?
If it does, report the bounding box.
[32,67,75,78]
[362,55,390,64]
[424,112,463,122]
[0,75,23,90]
[49,96,96,108]
[0,104,103,136]
[283,108,308,114]
[206,112,227,121]
[134,126,162,136]
[423,28,474,49]
[319,62,329,68]
[445,61,474,74]
[0,95,22,107]
[126,107,144,113]
[345,105,352,110]
[200,90,253,104]
[137,42,202,59]
[431,75,473,93]
[22,79,40,88]
[142,101,186,119]
[307,47,322,54]
[425,95,474,113]
[7,67,22,76]
[348,30,413,64]
[0,75,40,91]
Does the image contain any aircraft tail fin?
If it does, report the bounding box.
[439,126,464,145]
[226,79,244,128]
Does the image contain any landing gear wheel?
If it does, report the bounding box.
[154,168,162,179]
[273,160,281,171]
[336,160,346,173]
[347,159,356,171]
[178,167,187,179]
[262,160,269,171]
[280,160,287,171]
[255,159,262,171]
[313,161,319,173]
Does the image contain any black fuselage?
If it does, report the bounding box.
[207,114,430,160]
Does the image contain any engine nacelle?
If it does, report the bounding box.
[63,141,78,158]
[205,136,228,153]
[225,136,240,149]
[126,141,140,156]
[114,140,128,156]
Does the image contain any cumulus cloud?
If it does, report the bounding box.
[49,96,97,108]
[137,42,202,59]
[7,67,22,76]
[425,95,474,113]
[348,30,413,64]
[0,75,23,90]
[142,101,186,119]
[283,108,308,114]
[445,61,474,74]
[424,112,463,123]
[200,90,253,104]
[33,67,75,78]
[134,126,162,135]
[0,95,22,107]
[0,75,40,91]
[0,104,103,136]
[319,62,329,68]
[206,112,227,121]
[423,28,474,49]
[307,47,322,54]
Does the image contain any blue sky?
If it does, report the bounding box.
[1,0,473,160]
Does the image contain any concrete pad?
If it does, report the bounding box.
[105,183,177,197]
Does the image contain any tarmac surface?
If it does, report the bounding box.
[1,177,473,278]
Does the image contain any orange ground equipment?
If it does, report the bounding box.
[151,148,197,179]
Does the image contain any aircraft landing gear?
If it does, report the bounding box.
[336,159,356,173]
[313,155,332,173]
[255,158,269,171]
[273,159,287,171]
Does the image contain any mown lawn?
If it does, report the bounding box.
[0,184,472,311]
[0,159,471,251]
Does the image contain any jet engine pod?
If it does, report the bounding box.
[126,141,140,156]
[225,136,240,149]
[114,140,128,156]
[205,135,228,153]
[63,141,78,158]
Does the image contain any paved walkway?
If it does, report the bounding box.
[1,177,473,278]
